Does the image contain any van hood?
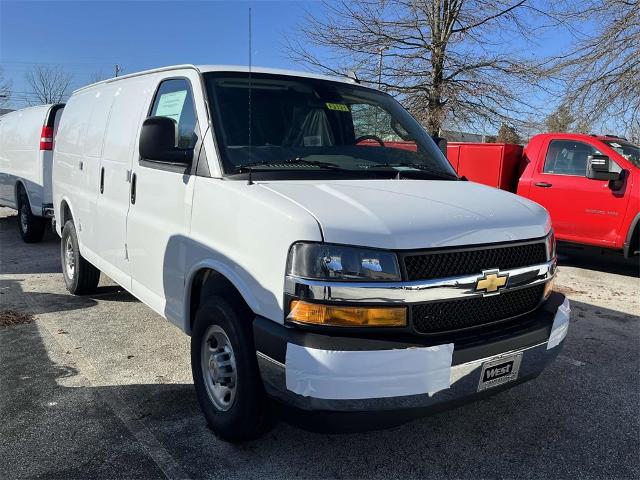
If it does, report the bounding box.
[259,179,550,250]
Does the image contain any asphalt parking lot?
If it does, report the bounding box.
[1,207,639,479]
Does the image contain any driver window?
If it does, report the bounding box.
[544,140,596,176]
[150,79,198,149]
[351,103,416,150]
[543,140,620,176]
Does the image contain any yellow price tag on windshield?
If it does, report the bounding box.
[325,102,350,112]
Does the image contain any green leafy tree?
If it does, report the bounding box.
[545,106,575,133]
[495,123,521,144]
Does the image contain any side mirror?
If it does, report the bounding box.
[586,154,618,181]
[139,116,193,164]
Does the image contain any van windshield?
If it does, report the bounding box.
[204,72,457,179]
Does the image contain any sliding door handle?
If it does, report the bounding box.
[534,182,552,188]
[99,167,105,193]
[130,173,137,204]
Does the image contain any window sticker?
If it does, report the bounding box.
[325,102,350,112]
[304,135,322,146]
[155,90,188,124]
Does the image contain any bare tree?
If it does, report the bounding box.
[89,70,108,84]
[0,67,11,108]
[285,0,558,136]
[25,65,73,105]
[550,0,639,138]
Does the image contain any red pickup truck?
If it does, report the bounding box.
[447,134,640,257]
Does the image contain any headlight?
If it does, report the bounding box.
[286,242,401,282]
[545,229,556,260]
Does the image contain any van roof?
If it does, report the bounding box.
[73,64,359,94]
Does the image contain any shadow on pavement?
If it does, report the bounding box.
[1,297,637,479]
[0,213,61,275]
[557,244,640,277]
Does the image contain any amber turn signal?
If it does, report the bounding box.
[288,300,407,327]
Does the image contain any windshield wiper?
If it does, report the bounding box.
[365,162,458,180]
[235,157,348,172]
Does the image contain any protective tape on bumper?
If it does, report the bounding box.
[285,343,454,400]
[547,297,570,349]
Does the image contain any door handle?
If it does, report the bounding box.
[130,173,137,205]
[534,182,552,188]
[100,167,105,194]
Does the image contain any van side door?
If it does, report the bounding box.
[527,138,627,247]
[93,77,153,287]
[126,73,203,322]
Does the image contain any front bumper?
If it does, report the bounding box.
[254,292,569,413]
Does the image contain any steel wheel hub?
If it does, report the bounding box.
[201,325,237,411]
[20,204,28,232]
[64,236,75,278]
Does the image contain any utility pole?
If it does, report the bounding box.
[377,47,385,90]
[114,65,122,77]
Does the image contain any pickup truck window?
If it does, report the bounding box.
[149,79,198,149]
[602,140,639,167]
[543,140,601,176]
[204,72,456,179]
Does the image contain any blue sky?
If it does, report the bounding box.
[1,0,320,107]
[1,0,577,133]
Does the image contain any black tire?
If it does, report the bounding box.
[61,220,100,294]
[17,190,47,243]
[191,296,271,442]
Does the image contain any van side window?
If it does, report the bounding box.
[149,79,198,149]
[543,140,600,176]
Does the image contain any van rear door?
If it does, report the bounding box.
[41,104,65,208]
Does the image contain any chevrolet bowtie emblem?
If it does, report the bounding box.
[476,269,509,294]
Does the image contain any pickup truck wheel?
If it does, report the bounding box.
[191,296,271,442]
[60,220,100,294]
[17,192,46,243]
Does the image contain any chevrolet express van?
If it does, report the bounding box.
[53,65,570,441]
[0,103,64,242]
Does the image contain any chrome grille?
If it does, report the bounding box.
[403,241,547,281]
[411,284,545,334]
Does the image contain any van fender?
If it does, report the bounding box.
[14,179,38,215]
[182,259,263,334]
[57,196,78,236]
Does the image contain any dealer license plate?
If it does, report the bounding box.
[477,352,523,391]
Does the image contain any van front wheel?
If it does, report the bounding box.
[17,191,46,243]
[61,220,100,294]
[191,296,271,442]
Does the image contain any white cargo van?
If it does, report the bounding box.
[53,65,570,441]
[0,103,64,242]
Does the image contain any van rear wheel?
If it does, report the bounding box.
[17,191,46,243]
[61,220,100,294]
[191,296,271,442]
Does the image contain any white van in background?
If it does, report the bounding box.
[0,103,65,242]
[53,65,569,441]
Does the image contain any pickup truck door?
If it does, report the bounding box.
[126,74,201,322]
[528,138,626,247]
